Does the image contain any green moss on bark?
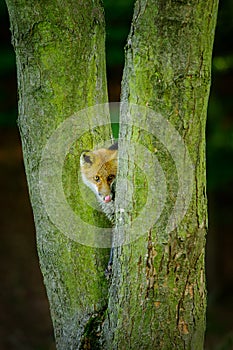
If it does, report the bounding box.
[103,0,219,349]
[6,0,111,348]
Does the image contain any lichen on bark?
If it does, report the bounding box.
[6,0,112,348]
[6,0,219,348]
[103,0,219,349]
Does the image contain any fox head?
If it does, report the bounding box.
[80,144,118,204]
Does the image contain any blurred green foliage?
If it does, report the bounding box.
[207,0,233,191]
[103,0,134,67]
[0,0,17,126]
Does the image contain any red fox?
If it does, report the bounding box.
[80,142,118,222]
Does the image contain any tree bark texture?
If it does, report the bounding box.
[6,0,219,349]
[5,1,112,349]
[103,0,218,349]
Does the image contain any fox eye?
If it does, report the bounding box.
[94,175,100,182]
[107,174,115,182]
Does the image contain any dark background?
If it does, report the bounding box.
[1,0,233,349]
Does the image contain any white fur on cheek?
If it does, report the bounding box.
[81,173,98,195]
[80,171,115,222]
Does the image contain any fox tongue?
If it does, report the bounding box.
[104,195,111,203]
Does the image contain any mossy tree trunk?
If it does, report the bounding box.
[103,0,218,349]
[6,1,112,349]
[6,0,218,349]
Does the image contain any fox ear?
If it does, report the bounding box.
[108,141,118,150]
[80,151,95,167]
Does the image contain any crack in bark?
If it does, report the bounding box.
[80,306,107,350]
[145,228,157,298]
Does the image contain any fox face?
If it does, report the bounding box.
[80,143,118,221]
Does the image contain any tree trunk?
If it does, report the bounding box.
[6,0,219,348]
[103,0,218,349]
[5,1,112,348]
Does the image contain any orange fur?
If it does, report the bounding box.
[80,144,118,221]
